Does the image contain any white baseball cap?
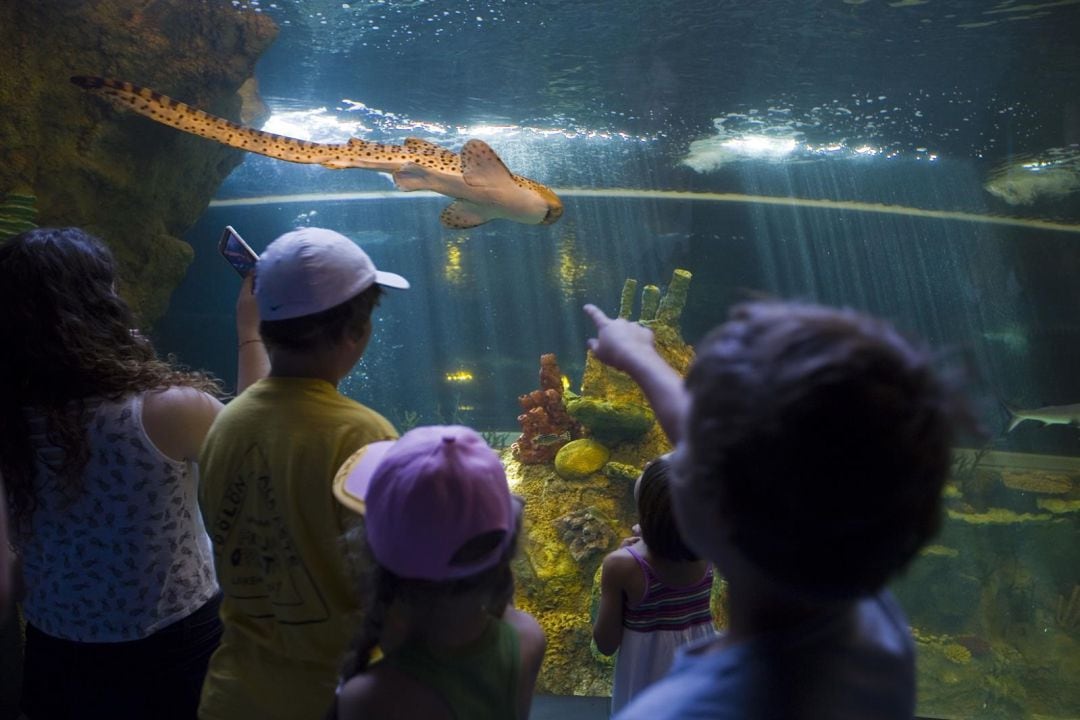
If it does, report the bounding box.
[255,227,409,321]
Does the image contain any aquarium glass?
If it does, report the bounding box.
[145,2,1080,717]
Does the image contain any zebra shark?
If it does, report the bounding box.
[70,76,563,229]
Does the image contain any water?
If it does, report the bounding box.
[147,1,1080,717]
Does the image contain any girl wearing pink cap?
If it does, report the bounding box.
[330,425,547,720]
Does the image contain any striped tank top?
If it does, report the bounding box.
[622,545,713,633]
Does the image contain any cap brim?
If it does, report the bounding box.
[333,439,396,515]
[375,270,410,290]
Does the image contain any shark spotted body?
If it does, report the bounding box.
[70,76,563,229]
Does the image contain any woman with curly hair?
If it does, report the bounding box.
[0,227,261,719]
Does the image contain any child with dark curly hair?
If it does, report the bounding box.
[585,300,966,720]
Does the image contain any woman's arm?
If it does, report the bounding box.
[236,273,269,393]
[142,387,224,462]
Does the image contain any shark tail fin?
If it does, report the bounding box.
[1003,401,1025,433]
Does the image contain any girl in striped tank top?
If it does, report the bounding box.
[593,455,717,715]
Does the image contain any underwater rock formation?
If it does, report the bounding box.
[0,1,276,324]
[554,439,611,482]
[512,353,584,464]
[554,507,619,564]
[565,395,654,445]
[507,269,709,696]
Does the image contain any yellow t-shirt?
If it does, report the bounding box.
[197,377,396,720]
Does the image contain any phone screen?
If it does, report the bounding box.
[218,226,258,277]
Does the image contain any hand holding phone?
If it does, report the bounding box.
[218,225,259,277]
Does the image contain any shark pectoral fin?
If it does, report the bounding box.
[459,139,515,188]
[392,162,434,192]
[440,201,491,229]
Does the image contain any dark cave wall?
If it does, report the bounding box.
[0,0,277,324]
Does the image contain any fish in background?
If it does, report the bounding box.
[1004,402,1080,432]
[984,145,1080,206]
[70,76,563,229]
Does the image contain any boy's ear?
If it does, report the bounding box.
[344,319,373,345]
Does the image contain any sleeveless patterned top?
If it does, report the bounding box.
[17,392,218,642]
[622,545,714,633]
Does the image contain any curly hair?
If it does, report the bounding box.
[674,301,966,599]
[0,228,220,530]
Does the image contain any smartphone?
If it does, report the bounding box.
[218,225,259,277]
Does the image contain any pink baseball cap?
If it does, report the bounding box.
[334,425,515,581]
[255,227,409,321]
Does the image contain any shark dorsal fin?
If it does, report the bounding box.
[460,139,514,188]
[403,137,460,164]
[440,200,491,228]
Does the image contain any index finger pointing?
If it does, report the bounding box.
[583,303,610,328]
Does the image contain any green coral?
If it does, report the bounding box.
[640,284,661,321]
[566,396,655,444]
[602,461,641,484]
[618,278,638,319]
[656,268,692,326]
[0,192,37,242]
[943,643,973,665]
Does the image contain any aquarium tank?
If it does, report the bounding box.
[1,1,1079,718]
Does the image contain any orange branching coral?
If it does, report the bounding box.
[512,354,585,464]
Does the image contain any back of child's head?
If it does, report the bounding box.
[254,227,408,352]
[637,456,699,562]
[333,425,522,676]
[675,301,962,600]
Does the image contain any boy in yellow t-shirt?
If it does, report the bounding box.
[198,227,410,720]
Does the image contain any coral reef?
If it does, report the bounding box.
[1037,497,1080,514]
[946,508,1053,524]
[554,439,611,482]
[1000,470,1073,494]
[943,642,973,665]
[554,507,619,563]
[0,1,277,324]
[602,461,641,484]
[508,270,698,695]
[565,395,654,444]
[512,353,584,464]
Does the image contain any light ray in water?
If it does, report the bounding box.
[209,189,1080,234]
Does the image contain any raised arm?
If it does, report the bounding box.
[236,273,270,393]
[583,304,689,445]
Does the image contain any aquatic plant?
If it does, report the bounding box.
[480,429,508,451]
[393,409,421,433]
[0,191,37,242]
[943,642,973,665]
[950,443,991,483]
[1053,584,1080,633]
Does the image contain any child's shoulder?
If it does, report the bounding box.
[600,543,643,583]
[338,664,451,720]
